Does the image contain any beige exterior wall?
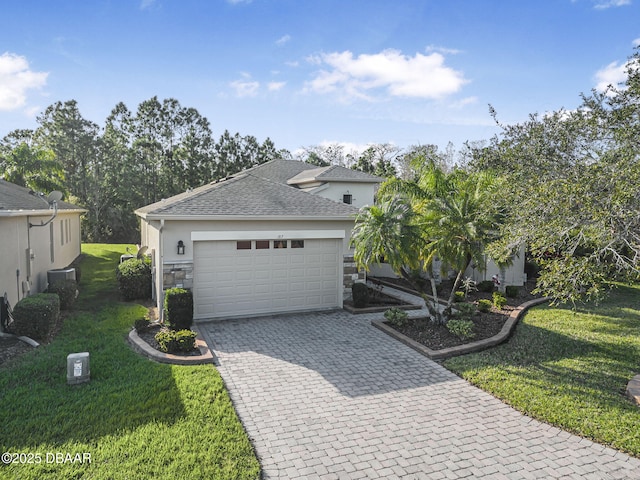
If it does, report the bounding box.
[310,183,376,208]
[139,217,357,311]
[0,212,82,309]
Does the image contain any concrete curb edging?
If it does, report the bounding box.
[627,375,640,406]
[127,326,214,365]
[372,297,550,361]
[0,331,40,347]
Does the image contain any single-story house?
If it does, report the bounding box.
[135,160,383,320]
[0,179,86,310]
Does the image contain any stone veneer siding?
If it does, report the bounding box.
[163,262,193,290]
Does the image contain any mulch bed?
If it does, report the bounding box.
[374,277,540,351]
[136,323,201,357]
[0,336,33,365]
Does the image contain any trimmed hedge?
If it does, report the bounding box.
[164,288,193,331]
[506,285,519,298]
[10,293,60,340]
[116,258,151,300]
[155,329,197,353]
[477,280,495,293]
[48,279,78,310]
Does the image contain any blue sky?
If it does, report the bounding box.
[1,0,639,155]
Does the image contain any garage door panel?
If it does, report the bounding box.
[194,238,341,318]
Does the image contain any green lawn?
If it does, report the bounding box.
[445,283,640,457]
[0,244,260,480]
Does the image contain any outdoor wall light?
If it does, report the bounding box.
[177,240,185,255]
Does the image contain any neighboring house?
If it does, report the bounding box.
[0,179,86,310]
[135,160,383,320]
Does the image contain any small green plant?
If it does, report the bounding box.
[454,302,477,320]
[460,277,477,298]
[351,282,370,308]
[447,319,475,341]
[116,257,151,300]
[477,280,495,293]
[154,328,197,353]
[384,307,409,327]
[164,288,193,330]
[493,291,507,309]
[454,291,466,302]
[506,285,519,298]
[477,299,492,312]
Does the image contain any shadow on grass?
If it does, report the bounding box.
[0,245,188,449]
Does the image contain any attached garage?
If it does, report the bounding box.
[192,231,344,319]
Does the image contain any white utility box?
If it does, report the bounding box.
[67,352,90,385]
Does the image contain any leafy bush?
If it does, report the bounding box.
[164,288,193,330]
[477,299,492,312]
[454,291,466,302]
[116,258,151,301]
[48,279,77,310]
[506,285,519,298]
[384,307,408,327]
[154,329,197,353]
[493,292,507,309]
[10,293,60,340]
[454,302,477,320]
[134,318,151,332]
[351,282,369,308]
[447,319,475,341]
[477,280,495,293]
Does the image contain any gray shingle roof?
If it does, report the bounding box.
[286,164,383,185]
[240,159,317,184]
[135,172,359,218]
[0,179,85,214]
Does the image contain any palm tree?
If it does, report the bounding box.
[365,155,502,322]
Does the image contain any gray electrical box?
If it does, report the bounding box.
[67,352,90,385]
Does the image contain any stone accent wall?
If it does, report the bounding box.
[163,262,193,290]
[343,254,365,298]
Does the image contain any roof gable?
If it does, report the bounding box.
[135,173,359,218]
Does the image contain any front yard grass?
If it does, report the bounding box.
[444,283,640,457]
[0,244,260,480]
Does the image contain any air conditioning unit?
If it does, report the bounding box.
[47,268,76,286]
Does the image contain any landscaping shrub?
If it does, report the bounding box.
[447,319,475,340]
[48,279,78,310]
[454,291,466,302]
[116,258,151,300]
[351,282,369,308]
[384,307,408,327]
[164,288,193,330]
[10,293,60,340]
[493,291,507,309]
[454,302,477,320]
[506,285,519,298]
[477,280,495,293]
[134,318,151,332]
[154,329,197,353]
[477,299,492,312]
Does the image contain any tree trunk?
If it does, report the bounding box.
[446,255,472,308]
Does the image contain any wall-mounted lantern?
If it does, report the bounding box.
[177,240,185,255]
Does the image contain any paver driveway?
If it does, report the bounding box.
[200,310,640,479]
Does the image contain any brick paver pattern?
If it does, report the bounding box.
[201,310,640,479]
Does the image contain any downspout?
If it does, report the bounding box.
[159,218,165,322]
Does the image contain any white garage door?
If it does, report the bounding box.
[193,238,341,318]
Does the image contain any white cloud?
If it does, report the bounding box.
[305,49,467,101]
[593,0,631,9]
[227,0,252,4]
[633,38,640,47]
[230,78,259,97]
[140,0,156,10]
[594,60,629,92]
[425,45,462,55]
[268,81,286,91]
[276,35,291,46]
[0,52,48,111]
